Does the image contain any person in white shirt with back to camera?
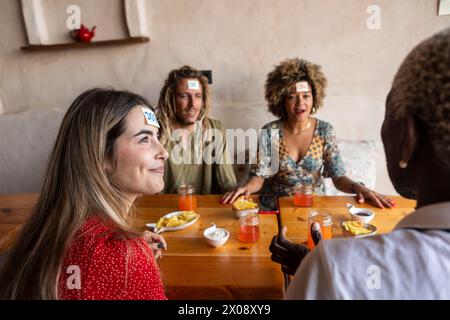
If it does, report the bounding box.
[270,27,450,299]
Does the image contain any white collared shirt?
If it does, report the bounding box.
[285,202,450,299]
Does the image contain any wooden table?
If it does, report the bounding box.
[0,194,38,253]
[277,195,416,245]
[134,195,283,299]
[0,194,416,299]
[0,194,284,300]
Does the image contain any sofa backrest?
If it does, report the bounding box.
[322,140,376,195]
[0,109,64,194]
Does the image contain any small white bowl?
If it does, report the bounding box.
[203,223,230,247]
[347,204,375,224]
[233,207,259,219]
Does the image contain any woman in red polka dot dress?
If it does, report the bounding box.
[0,89,169,300]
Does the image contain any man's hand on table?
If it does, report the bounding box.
[269,224,322,275]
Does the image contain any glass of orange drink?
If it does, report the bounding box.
[177,184,197,211]
[307,210,332,249]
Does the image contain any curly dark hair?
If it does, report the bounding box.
[265,58,327,120]
[391,27,450,170]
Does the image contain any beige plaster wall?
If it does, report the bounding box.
[0,0,449,194]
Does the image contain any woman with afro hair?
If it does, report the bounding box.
[222,58,394,209]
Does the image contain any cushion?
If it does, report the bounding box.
[323,140,376,195]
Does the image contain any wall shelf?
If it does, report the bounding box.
[21,36,150,52]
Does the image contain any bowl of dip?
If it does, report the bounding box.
[346,203,375,224]
[203,223,230,247]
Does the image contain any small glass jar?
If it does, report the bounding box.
[238,213,260,243]
[177,184,197,211]
[307,210,332,249]
[293,184,313,207]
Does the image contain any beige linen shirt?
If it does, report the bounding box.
[162,118,237,194]
[286,201,450,299]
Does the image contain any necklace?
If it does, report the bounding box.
[285,120,311,135]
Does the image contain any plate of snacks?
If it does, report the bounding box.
[232,196,259,218]
[146,211,199,233]
[341,220,377,238]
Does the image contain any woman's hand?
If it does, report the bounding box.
[221,187,251,204]
[353,183,396,209]
[142,230,167,259]
[221,176,265,204]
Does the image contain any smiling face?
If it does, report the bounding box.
[174,78,204,125]
[284,82,314,121]
[109,106,168,200]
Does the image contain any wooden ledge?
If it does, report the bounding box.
[21,36,150,52]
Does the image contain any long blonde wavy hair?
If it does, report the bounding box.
[156,66,211,145]
[0,88,155,299]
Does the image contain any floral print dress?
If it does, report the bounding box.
[250,119,345,196]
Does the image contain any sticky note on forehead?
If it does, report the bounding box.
[187,80,200,90]
[296,81,310,92]
[141,107,160,128]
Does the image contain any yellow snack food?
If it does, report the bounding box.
[342,221,373,236]
[179,210,198,221]
[232,196,258,211]
[156,211,198,229]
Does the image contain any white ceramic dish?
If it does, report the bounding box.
[203,223,230,247]
[146,211,199,233]
[341,221,377,238]
[346,203,375,223]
